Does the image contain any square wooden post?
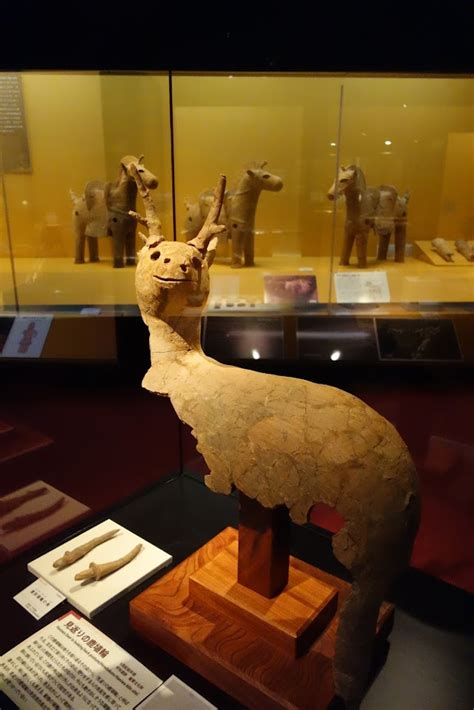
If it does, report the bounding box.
[237,491,290,598]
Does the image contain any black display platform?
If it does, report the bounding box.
[0,475,472,709]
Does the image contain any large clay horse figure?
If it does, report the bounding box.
[131,168,419,709]
[328,165,409,268]
[71,154,158,268]
[184,162,283,267]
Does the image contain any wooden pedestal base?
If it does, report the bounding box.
[130,528,394,710]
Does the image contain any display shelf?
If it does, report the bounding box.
[2,254,474,309]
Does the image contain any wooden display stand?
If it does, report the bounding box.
[414,240,474,266]
[130,495,394,709]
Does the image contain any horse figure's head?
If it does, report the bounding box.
[327,164,358,201]
[135,177,226,320]
[245,161,283,192]
[120,155,159,190]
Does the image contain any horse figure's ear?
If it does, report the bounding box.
[260,161,268,168]
[138,155,144,164]
[246,169,256,178]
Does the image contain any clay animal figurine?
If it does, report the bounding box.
[184,162,283,268]
[131,170,420,708]
[431,238,454,262]
[71,155,158,268]
[455,240,474,262]
[53,529,120,570]
[327,165,409,268]
[74,543,142,582]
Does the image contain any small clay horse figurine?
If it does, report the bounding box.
[71,155,158,268]
[328,165,409,268]
[131,169,419,709]
[184,162,283,267]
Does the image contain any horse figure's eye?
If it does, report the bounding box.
[262,174,270,179]
[138,169,145,173]
[192,257,202,269]
[339,178,349,183]
[150,251,161,260]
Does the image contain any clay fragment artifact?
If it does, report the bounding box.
[131,171,420,708]
[455,239,474,262]
[74,543,142,582]
[53,528,120,570]
[0,486,48,517]
[1,497,65,532]
[431,237,454,262]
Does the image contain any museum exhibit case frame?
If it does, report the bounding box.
[0,68,473,710]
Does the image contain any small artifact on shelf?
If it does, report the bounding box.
[71,155,158,268]
[129,168,420,708]
[431,237,454,262]
[185,162,283,268]
[455,239,474,262]
[0,486,48,517]
[74,543,143,582]
[53,528,120,570]
[1,497,65,532]
[327,165,409,268]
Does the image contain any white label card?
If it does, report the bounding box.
[0,611,162,709]
[14,578,66,620]
[334,271,391,304]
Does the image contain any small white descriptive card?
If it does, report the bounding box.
[0,611,162,709]
[1,315,53,358]
[14,578,66,620]
[138,675,217,709]
[334,271,390,304]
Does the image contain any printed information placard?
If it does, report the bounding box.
[0,611,162,709]
[334,271,390,304]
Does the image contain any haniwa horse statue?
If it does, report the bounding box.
[184,162,283,267]
[327,165,409,268]
[71,154,158,268]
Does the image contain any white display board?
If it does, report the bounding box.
[28,520,172,618]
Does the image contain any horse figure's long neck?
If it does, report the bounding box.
[345,168,372,222]
[229,174,260,228]
[113,169,138,210]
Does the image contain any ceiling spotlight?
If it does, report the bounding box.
[330,350,341,361]
[384,140,392,146]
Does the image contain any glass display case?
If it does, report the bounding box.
[0,68,472,710]
[0,72,472,318]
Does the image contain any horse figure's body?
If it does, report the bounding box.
[132,171,419,709]
[328,165,409,268]
[184,162,283,267]
[71,155,158,268]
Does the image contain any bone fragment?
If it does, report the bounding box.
[53,528,120,570]
[74,543,143,581]
[455,240,474,262]
[0,486,48,517]
[431,238,454,262]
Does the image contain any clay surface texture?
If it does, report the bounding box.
[133,173,420,707]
